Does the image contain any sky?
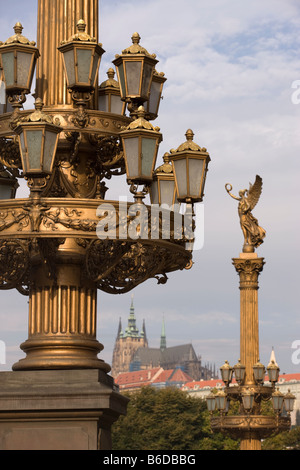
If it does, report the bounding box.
[0,0,300,377]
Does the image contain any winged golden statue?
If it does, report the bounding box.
[225,175,266,252]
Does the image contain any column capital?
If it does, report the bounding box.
[232,255,265,289]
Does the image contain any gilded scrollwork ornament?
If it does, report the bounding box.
[91,241,191,294]
[0,137,23,177]
[88,134,125,180]
[0,239,30,291]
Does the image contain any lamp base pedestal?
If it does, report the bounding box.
[0,369,128,450]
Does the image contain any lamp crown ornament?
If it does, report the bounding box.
[61,19,98,44]
[0,22,36,46]
[18,98,54,125]
[154,153,173,175]
[169,129,207,154]
[100,68,119,89]
[119,32,156,58]
[126,105,160,132]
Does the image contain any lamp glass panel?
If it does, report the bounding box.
[188,158,204,197]
[63,49,76,86]
[253,365,265,382]
[148,80,161,115]
[124,137,139,178]
[268,366,279,383]
[98,94,108,111]
[117,62,126,98]
[17,51,33,89]
[284,396,295,412]
[272,394,283,411]
[216,394,226,411]
[141,62,154,98]
[26,129,43,171]
[110,94,124,114]
[125,60,142,96]
[0,185,13,199]
[1,52,15,87]
[150,180,159,205]
[141,137,156,177]
[206,396,216,412]
[43,130,58,173]
[0,81,5,112]
[91,51,100,87]
[160,179,175,208]
[173,159,187,198]
[234,366,245,383]
[77,49,92,84]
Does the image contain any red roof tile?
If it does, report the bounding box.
[182,373,300,390]
[115,366,193,390]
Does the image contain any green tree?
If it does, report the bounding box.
[111,386,239,450]
[262,426,300,450]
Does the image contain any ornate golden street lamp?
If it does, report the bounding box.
[0,23,39,119]
[0,0,211,451]
[169,129,210,204]
[208,175,294,450]
[144,70,167,121]
[98,68,126,115]
[113,32,158,118]
[120,105,162,202]
[150,153,177,208]
[14,98,62,196]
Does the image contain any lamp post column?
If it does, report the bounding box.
[233,252,265,450]
[12,244,110,372]
[36,0,99,107]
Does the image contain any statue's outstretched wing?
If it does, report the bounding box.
[247,175,263,210]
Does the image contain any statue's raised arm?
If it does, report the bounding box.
[226,175,266,253]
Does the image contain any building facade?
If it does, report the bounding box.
[111,299,216,381]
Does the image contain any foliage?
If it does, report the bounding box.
[111,386,239,451]
[262,426,300,450]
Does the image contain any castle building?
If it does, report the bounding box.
[111,297,148,378]
[111,299,216,381]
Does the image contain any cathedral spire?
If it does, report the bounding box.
[141,319,147,342]
[125,295,139,337]
[117,317,123,338]
[160,316,166,351]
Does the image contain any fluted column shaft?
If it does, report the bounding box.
[36,0,99,107]
[13,260,110,372]
[233,253,264,451]
[233,254,264,385]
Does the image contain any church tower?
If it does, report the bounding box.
[160,317,166,352]
[111,296,148,378]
